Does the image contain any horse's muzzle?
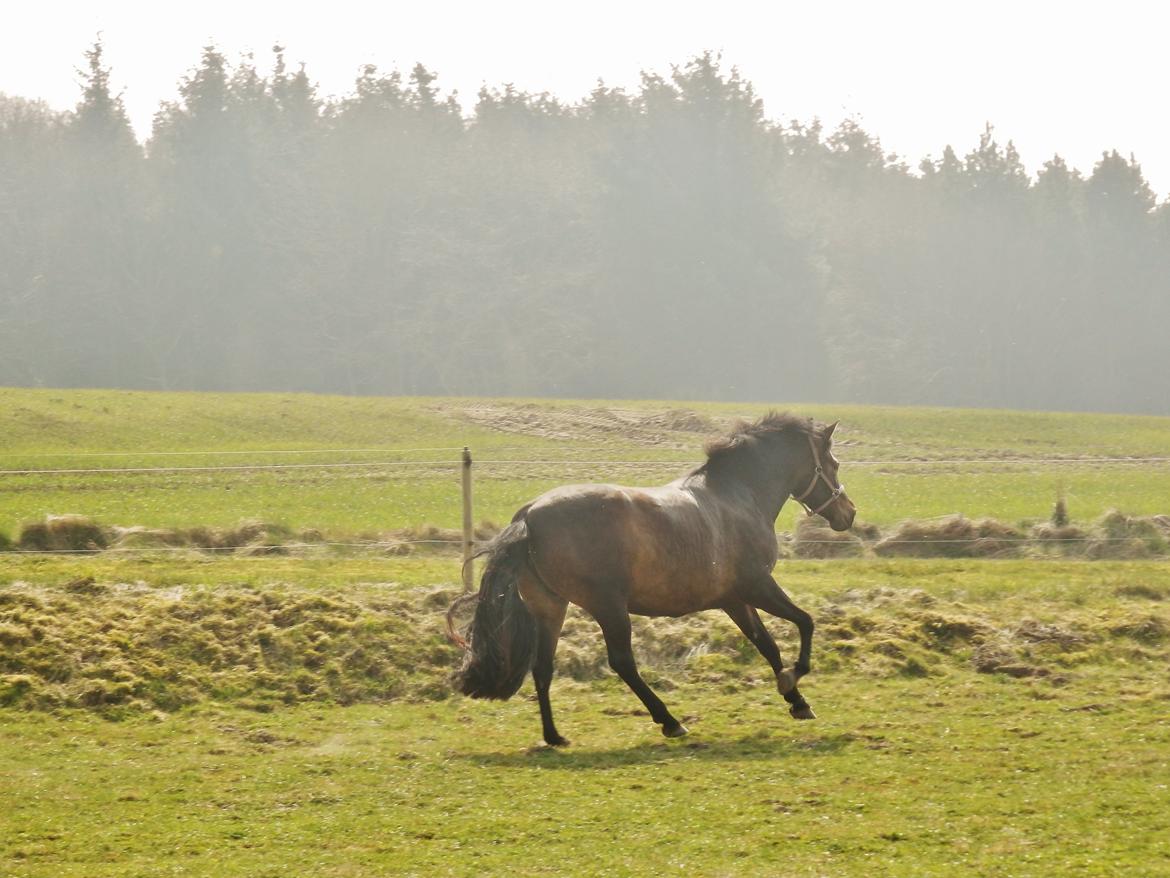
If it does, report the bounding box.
[826,495,857,531]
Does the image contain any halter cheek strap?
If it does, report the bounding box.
[792,435,845,516]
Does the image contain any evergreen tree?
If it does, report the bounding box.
[0,95,68,384]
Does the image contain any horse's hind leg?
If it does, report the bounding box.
[520,575,569,746]
[724,603,815,720]
[533,605,569,746]
[593,605,687,738]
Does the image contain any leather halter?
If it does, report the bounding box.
[792,434,846,516]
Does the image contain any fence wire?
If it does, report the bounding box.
[1,444,1165,558]
[2,454,1168,478]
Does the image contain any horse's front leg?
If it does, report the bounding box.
[740,576,815,678]
[734,576,816,718]
[724,602,815,720]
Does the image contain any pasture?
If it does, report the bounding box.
[2,390,1170,875]
[2,388,1170,538]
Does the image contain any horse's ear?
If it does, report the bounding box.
[823,421,838,443]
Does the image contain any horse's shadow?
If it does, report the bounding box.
[454,731,856,771]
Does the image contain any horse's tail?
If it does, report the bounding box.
[447,516,537,700]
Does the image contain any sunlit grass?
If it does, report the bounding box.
[1,390,1167,538]
[2,556,1169,875]
[3,390,1169,875]
[3,672,1168,875]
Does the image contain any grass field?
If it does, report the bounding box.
[2,390,1170,875]
[3,558,1169,876]
[2,388,1169,538]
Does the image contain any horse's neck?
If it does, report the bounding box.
[755,483,790,524]
[752,447,802,523]
[708,463,793,524]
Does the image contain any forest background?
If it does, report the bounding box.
[2,45,1167,414]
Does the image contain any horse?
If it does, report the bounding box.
[446,412,856,746]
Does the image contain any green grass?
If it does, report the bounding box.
[3,392,1170,874]
[1,389,1168,538]
[3,553,1169,875]
[2,677,1167,877]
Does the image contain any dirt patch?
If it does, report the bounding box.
[449,403,723,448]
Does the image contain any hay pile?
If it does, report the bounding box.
[873,515,1026,558]
[4,571,1166,715]
[2,511,1168,559]
[792,516,867,559]
[0,582,460,713]
[1,516,503,557]
[17,515,108,552]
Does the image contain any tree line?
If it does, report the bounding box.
[1,44,1166,413]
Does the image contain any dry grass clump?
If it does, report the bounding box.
[109,527,191,550]
[1014,619,1087,649]
[106,520,297,553]
[550,608,764,690]
[1028,522,1092,556]
[5,570,1168,715]
[1114,582,1167,601]
[1085,511,1170,559]
[8,509,1169,560]
[874,515,1025,558]
[1109,614,1167,644]
[0,582,464,713]
[8,518,302,555]
[968,616,1106,679]
[400,524,463,545]
[397,521,498,549]
[5,515,510,557]
[970,640,1021,674]
[793,517,866,559]
[815,588,987,678]
[190,520,297,550]
[18,515,109,552]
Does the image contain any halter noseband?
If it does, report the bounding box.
[792,434,846,517]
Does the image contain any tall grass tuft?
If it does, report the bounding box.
[1052,494,1070,527]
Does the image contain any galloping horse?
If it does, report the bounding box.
[447,413,856,745]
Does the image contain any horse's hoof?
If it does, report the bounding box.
[546,734,570,747]
[662,723,689,738]
[790,704,816,720]
[776,669,797,696]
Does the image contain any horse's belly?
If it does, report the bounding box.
[626,572,734,617]
[627,597,708,617]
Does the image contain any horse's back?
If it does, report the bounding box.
[523,482,737,616]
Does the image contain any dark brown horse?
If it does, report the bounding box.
[447,413,856,745]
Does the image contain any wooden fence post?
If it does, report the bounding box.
[461,446,474,592]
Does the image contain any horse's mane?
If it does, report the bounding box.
[695,411,816,475]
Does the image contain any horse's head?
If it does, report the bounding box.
[792,422,856,531]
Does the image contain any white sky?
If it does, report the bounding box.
[2,0,1168,196]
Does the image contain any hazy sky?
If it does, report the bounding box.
[3,0,1168,196]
